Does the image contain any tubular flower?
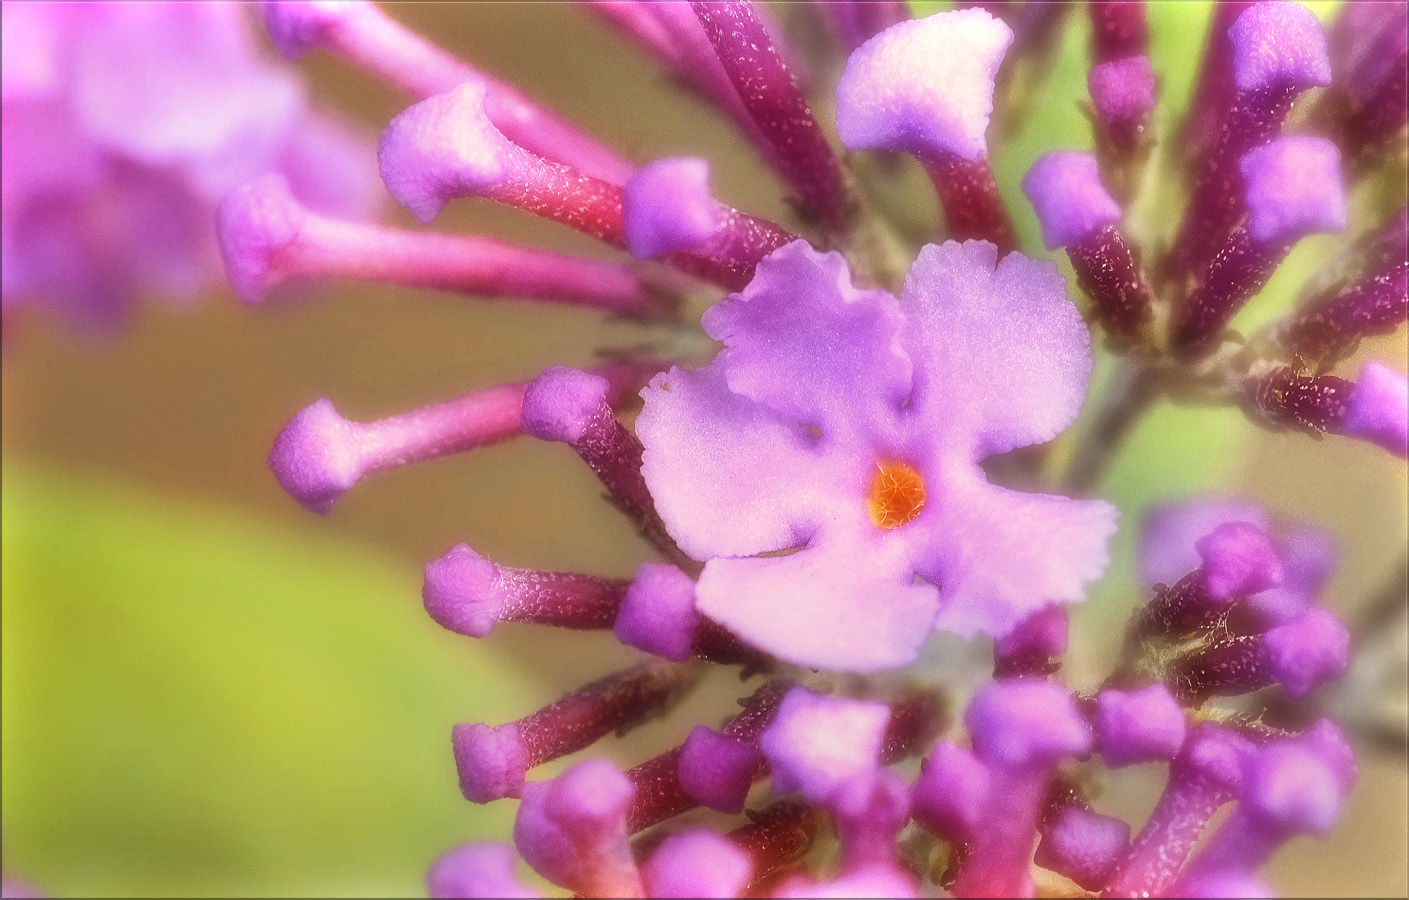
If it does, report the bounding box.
[183,1,1401,897]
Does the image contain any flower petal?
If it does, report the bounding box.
[701,240,911,443]
[637,363,845,561]
[694,524,940,672]
[901,241,1092,458]
[917,477,1117,638]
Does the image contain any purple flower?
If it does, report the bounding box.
[165,1,1400,896]
[1,1,379,333]
[637,239,1115,670]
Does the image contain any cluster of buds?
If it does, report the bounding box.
[417,505,1357,898]
[200,1,1404,897]
[1014,1,1408,488]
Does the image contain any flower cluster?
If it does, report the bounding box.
[1,2,380,335]
[7,0,1402,896]
[224,1,1403,896]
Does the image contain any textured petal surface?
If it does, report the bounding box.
[702,241,911,442]
[695,524,939,671]
[1021,152,1121,250]
[637,363,847,561]
[758,688,890,803]
[1230,1,1332,92]
[901,240,1093,458]
[1240,138,1345,246]
[1088,55,1157,122]
[835,9,1012,160]
[378,82,516,224]
[918,475,1117,638]
[622,157,719,260]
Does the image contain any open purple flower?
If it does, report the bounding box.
[637,239,1116,670]
[118,0,1395,895]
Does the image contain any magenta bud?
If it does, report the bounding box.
[452,722,530,804]
[1088,54,1156,123]
[1343,361,1409,457]
[966,678,1092,769]
[758,687,891,804]
[216,174,309,305]
[422,544,506,638]
[1035,805,1131,891]
[912,740,990,841]
[1244,732,1352,836]
[520,366,611,444]
[1096,683,1187,768]
[1195,521,1284,600]
[1263,607,1349,699]
[1184,724,1256,794]
[677,725,763,815]
[513,758,641,896]
[257,0,356,59]
[623,157,720,260]
[1021,151,1122,250]
[641,828,753,899]
[1230,2,1332,93]
[426,842,538,899]
[614,563,698,662]
[267,398,360,514]
[378,82,518,223]
[1240,137,1345,247]
[836,9,1012,160]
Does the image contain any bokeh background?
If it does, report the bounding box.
[2,3,1405,897]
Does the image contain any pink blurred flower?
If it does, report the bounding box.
[0,1,379,334]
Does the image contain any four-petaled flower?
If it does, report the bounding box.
[638,239,1117,670]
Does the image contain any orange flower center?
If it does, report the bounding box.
[866,460,927,529]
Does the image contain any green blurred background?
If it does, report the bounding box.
[2,3,1405,897]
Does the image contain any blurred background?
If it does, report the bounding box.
[2,3,1405,897]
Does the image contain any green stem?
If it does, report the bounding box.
[1061,362,1159,493]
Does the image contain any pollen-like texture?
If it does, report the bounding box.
[867,460,926,529]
